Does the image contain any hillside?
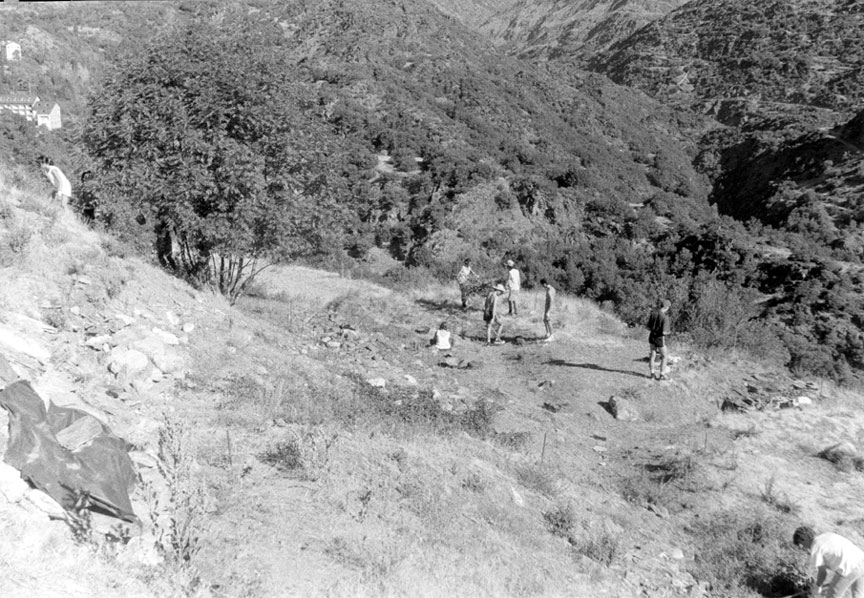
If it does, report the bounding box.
[0,0,856,383]
[4,166,864,598]
[476,0,689,60]
[588,0,864,121]
[581,0,864,254]
[0,1,181,125]
[425,0,518,29]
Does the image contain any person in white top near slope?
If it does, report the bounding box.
[505,259,521,316]
[39,157,72,207]
[794,526,864,598]
[456,258,478,309]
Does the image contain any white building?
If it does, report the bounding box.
[1,41,21,61]
[0,94,62,129]
[35,101,62,130]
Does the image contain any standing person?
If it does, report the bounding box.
[484,284,506,345]
[793,526,864,598]
[39,157,72,207]
[647,299,671,380]
[78,170,98,223]
[456,258,478,309]
[505,259,521,316]
[540,278,556,341]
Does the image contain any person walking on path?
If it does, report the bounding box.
[541,278,556,341]
[484,284,506,345]
[456,258,478,309]
[39,157,71,207]
[647,299,671,380]
[794,526,864,598]
[505,259,521,316]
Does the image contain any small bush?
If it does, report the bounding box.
[42,307,67,331]
[817,444,864,473]
[760,475,798,514]
[515,462,559,498]
[493,431,532,452]
[149,414,208,594]
[6,222,31,255]
[461,472,487,494]
[543,503,576,538]
[620,453,699,508]
[571,530,619,567]
[258,425,338,481]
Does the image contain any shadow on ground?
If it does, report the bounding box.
[415,298,470,315]
[545,359,647,379]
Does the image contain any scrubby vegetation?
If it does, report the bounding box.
[1,0,861,396]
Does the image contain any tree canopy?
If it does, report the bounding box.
[83,9,359,301]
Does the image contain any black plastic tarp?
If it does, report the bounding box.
[0,380,137,522]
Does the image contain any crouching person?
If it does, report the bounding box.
[794,526,864,598]
[430,321,454,351]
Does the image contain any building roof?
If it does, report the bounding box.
[35,101,59,115]
[0,95,39,105]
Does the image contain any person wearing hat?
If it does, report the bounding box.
[647,299,671,380]
[484,284,507,345]
[793,526,864,598]
[505,259,521,316]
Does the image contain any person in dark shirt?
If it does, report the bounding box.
[647,299,671,380]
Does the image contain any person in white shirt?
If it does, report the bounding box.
[40,157,72,206]
[456,258,477,309]
[794,526,864,598]
[505,259,521,316]
[430,321,454,350]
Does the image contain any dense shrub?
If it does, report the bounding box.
[688,510,809,598]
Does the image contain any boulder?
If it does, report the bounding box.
[165,311,180,328]
[108,348,150,375]
[55,415,104,452]
[151,327,180,346]
[0,324,51,363]
[84,335,112,350]
[131,335,168,362]
[367,377,387,388]
[114,313,136,328]
[0,353,21,387]
[607,396,640,421]
[0,462,29,503]
[152,349,184,376]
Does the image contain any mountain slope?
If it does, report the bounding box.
[424,0,518,29]
[477,0,689,59]
[589,0,864,121]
